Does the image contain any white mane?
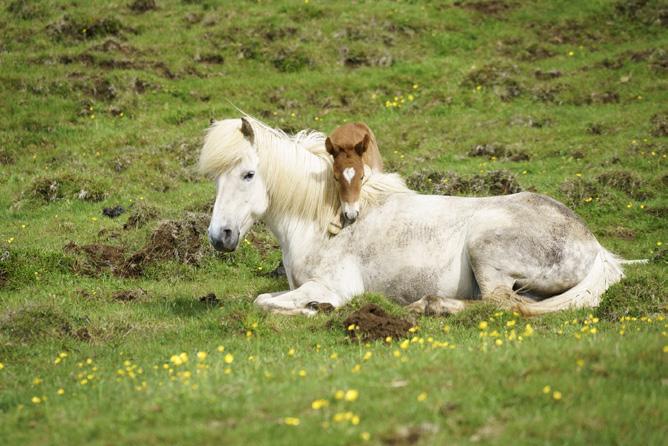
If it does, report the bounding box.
[198,116,412,233]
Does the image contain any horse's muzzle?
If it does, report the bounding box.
[209,227,240,252]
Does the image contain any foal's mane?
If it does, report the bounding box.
[198,116,411,233]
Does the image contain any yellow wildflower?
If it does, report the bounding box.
[298,369,306,377]
[312,399,329,410]
[361,432,371,441]
[335,390,345,400]
[224,353,234,364]
[479,321,488,330]
[363,351,372,361]
[543,385,551,394]
[417,392,428,402]
[197,351,207,361]
[217,345,225,352]
[287,348,295,357]
[344,389,359,401]
[283,417,300,426]
[57,388,64,396]
[553,391,562,400]
[31,396,41,404]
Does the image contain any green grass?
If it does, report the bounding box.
[0,0,666,444]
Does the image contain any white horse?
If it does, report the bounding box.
[198,117,625,316]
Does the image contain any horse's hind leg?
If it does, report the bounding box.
[467,246,536,309]
[407,295,467,316]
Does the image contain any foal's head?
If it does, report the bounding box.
[325,123,371,226]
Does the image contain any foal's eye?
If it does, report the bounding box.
[243,171,255,181]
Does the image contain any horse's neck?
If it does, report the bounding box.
[264,213,323,268]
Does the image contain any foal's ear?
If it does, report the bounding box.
[354,134,369,156]
[240,117,254,143]
[325,137,339,157]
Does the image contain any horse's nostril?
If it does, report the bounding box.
[223,229,232,239]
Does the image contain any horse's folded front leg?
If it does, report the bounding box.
[254,281,346,316]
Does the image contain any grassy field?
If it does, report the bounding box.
[0,0,666,444]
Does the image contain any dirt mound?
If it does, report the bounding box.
[123,202,159,229]
[462,62,522,101]
[468,143,530,161]
[650,112,668,136]
[0,149,14,165]
[454,0,514,16]
[123,212,210,276]
[27,174,108,203]
[112,288,146,302]
[48,14,127,41]
[129,0,157,13]
[407,169,522,196]
[343,304,412,342]
[103,205,125,218]
[597,170,651,200]
[198,292,219,305]
[64,241,126,276]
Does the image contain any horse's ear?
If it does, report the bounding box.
[240,117,254,143]
[325,137,338,157]
[354,134,369,156]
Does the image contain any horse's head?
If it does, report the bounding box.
[203,118,268,252]
[326,127,370,226]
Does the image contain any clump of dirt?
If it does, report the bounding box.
[194,53,224,64]
[597,170,651,200]
[604,226,636,240]
[103,205,125,218]
[534,69,561,80]
[531,83,564,104]
[122,212,210,276]
[88,78,117,101]
[517,44,555,62]
[0,304,73,344]
[129,0,157,13]
[343,304,412,342]
[587,91,620,104]
[559,178,603,208]
[462,62,522,101]
[199,292,219,305]
[123,202,159,229]
[64,241,126,276]
[0,149,15,165]
[27,174,108,203]
[112,288,146,302]
[468,143,530,161]
[90,38,138,55]
[586,123,606,135]
[453,0,514,16]
[271,47,312,72]
[532,19,603,45]
[614,0,668,26]
[381,423,439,446]
[340,46,393,68]
[650,112,668,136]
[48,14,127,41]
[6,0,43,19]
[407,169,522,196]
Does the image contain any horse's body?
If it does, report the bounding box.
[199,117,624,316]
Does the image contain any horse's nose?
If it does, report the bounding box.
[209,226,240,252]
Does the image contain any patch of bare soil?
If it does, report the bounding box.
[462,62,522,101]
[90,37,138,55]
[48,15,128,41]
[597,170,652,200]
[0,149,14,165]
[559,178,603,208]
[103,205,125,218]
[407,170,522,196]
[614,0,668,26]
[468,143,530,161]
[532,19,604,45]
[453,0,514,16]
[27,174,107,203]
[129,0,157,13]
[340,47,393,68]
[123,202,159,229]
[343,304,412,342]
[112,288,146,302]
[64,241,126,276]
[198,292,219,305]
[534,69,561,80]
[59,53,176,79]
[194,53,224,64]
[381,423,439,446]
[650,112,668,136]
[122,212,210,276]
[604,226,636,240]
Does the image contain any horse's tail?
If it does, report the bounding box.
[517,246,625,316]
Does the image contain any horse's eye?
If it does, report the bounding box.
[243,171,255,181]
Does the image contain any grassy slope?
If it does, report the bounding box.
[0,0,666,444]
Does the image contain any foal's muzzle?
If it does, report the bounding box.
[209,227,240,252]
